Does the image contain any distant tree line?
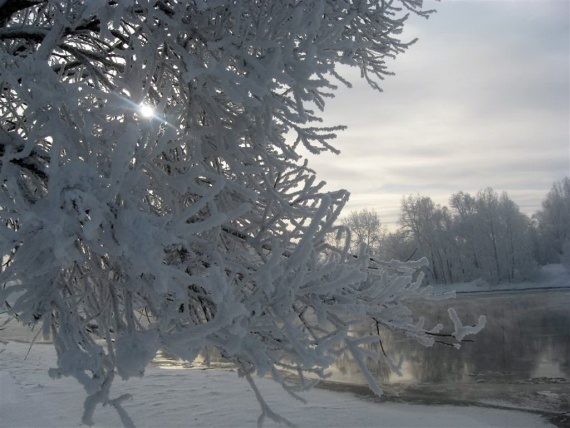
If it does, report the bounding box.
[340,177,570,285]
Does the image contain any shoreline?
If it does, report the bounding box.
[0,339,564,428]
[313,379,569,428]
[2,283,568,427]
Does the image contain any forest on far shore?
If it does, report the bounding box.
[337,177,570,285]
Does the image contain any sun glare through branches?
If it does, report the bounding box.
[138,103,155,118]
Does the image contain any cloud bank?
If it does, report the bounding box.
[303,0,569,228]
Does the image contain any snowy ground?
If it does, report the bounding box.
[1,264,567,428]
[0,341,556,428]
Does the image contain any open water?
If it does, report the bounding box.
[153,289,570,416]
[323,289,570,416]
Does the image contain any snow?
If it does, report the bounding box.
[447,307,486,342]
[0,341,555,428]
[431,264,570,295]
[1,266,566,427]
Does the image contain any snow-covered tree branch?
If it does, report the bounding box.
[0,1,484,426]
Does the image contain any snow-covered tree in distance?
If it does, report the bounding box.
[342,208,385,256]
[534,177,570,265]
[0,1,485,426]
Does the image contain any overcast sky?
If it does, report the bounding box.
[302,0,569,229]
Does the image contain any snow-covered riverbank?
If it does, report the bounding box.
[431,263,569,295]
[0,341,557,428]
[1,265,567,427]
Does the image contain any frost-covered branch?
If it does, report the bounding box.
[0,1,486,427]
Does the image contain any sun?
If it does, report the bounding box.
[138,103,154,118]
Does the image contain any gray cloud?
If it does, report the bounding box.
[303,0,569,228]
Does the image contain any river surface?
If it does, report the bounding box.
[333,289,569,385]
[154,288,570,416]
[2,287,567,421]
[319,289,570,416]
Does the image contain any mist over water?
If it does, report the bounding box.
[326,289,570,414]
[153,289,569,413]
[334,290,570,385]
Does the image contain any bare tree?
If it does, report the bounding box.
[534,177,570,264]
[342,208,385,256]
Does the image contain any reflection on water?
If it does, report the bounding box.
[333,290,570,387]
[153,289,570,413]
[154,348,235,371]
[152,290,570,384]
[324,289,570,416]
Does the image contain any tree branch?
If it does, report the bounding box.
[0,0,46,28]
